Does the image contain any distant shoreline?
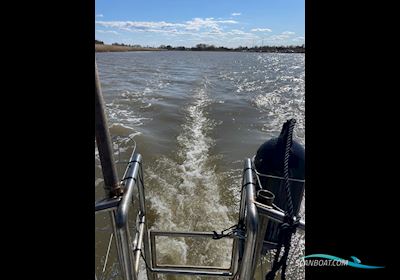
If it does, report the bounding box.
[95,44,304,53]
[95,44,163,52]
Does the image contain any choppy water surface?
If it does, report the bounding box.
[95,51,304,280]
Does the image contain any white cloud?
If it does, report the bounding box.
[96,21,185,30]
[229,29,256,37]
[96,18,237,34]
[184,17,237,31]
[282,31,295,35]
[251,28,272,32]
[96,14,103,18]
[231,12,241,16]
[269,34,290,41]
[261,31,296,43]
[230,29,247,34]
[96,30,119,35]
[292,36,305,41]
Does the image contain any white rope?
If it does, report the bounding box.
[102,233,114,273]
[251,156,306,183]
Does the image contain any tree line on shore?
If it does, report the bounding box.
[161,43,305,53]
[95,40,305,53]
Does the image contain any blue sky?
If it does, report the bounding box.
[95,0,304,48]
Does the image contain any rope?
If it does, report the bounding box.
[242,181,255,191]
[102,233,114,273]
[212,225,238,240]
[265,119,299,280]
[132,247,152,270]
[283,119,296,218]
[254,169,305,183]
[122,176,134,181]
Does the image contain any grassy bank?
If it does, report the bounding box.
[95,44,163,52]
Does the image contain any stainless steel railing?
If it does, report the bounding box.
[95,152,154,280]
[95,153,305,280]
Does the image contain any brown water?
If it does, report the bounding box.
[95,51,305,280]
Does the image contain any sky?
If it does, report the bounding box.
[95,0,304,48]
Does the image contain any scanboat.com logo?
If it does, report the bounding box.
[301,254,384,269]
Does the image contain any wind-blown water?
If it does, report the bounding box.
[95,51,304,280]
